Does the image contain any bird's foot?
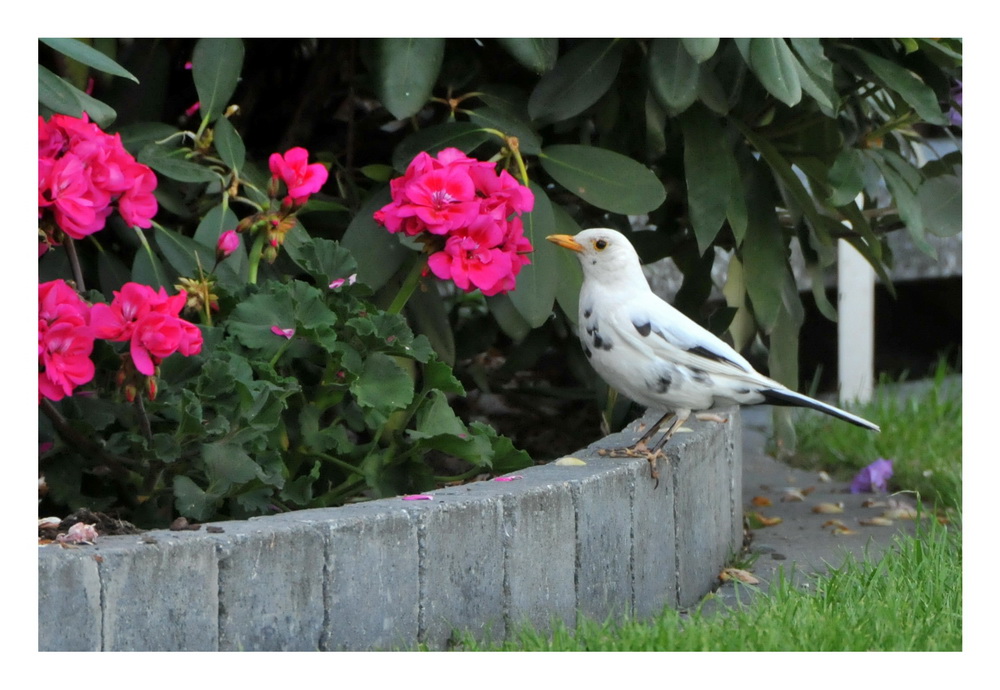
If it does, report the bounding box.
[695,412,728,424]
[598,444,667,488]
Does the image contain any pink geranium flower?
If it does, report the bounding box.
[38,114,158,239]
[216,229,241,259]
[268,147,329,203]
[374,147,535,296]
[38,280,95,402]
[90,282,202,376]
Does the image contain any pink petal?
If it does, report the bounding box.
[402,494,433,501]
[270,326,295,339]
[493,475,524,482]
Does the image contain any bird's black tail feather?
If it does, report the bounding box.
[760,388,880,432]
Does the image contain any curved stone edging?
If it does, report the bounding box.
[38,406,742,651]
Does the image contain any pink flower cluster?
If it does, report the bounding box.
[268,147,329,205]
[38,114,158,240]
[39,280,95,402]
[91,283,204,377]
[373,148,534,296]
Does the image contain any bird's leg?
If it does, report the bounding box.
[601,411,675,458]
[645,410,690,484]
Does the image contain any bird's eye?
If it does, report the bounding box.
[594,239,608,250]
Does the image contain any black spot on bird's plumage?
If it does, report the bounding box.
[688,345,744,370]
[633,320,651,337]
[653,374,672,394]
[583,307,592,319]
[690,368,711,385]
[583,344,592,359]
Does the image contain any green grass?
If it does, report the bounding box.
[790,361,962,509]
[458,520,961,651]
[448,367,963,652]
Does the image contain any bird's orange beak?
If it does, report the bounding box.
[546,234,584,252]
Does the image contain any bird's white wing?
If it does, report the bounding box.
[620,296,778,388]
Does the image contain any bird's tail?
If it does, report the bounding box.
[760,388,880,432]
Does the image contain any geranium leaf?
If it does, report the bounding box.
[352,352,414,414]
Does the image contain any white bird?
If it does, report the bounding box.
[547,228,879,480]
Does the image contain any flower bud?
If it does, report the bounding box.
[216,230,240,260]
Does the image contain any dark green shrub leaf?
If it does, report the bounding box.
[507,183,557,328]
[827,149,866,207]
[342,188,413,291]
[155,225,214,278]
[192,38,244,123]
[40,38,139,82]
[467,107,542,155]
[375,38,445,120]
[496,38,558,73]
[679,106,738,253]
[918,175,962,237]
[213,115,246,172]
[138,143,220,183]
[38,65,117,127]
[854,48,948,125]
[528,39,622,123]
[649,38,701,113]
[391,122,492,172]
[743,38,802,107]
[682,38,720,63]
[539,144,666,215]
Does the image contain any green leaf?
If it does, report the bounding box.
[550,204,584,324]
[681,38,720,63]
[213,115,246,172]
[391,122,492,172]
[737,122,831,246]
[741,162,790,331]
[827,149,866,207]
[406,280,456,366]
[203,441,262,491]
[539,144,666,215]
[40,38,139,82]
[375,38,445,120]
[679,106,738,254]
[790,38,837,112]
[341,187,412,290]
[487,293,531,341]
[507,183,557,328]
[411,390,467,438]
[192,203,239,248]
[284,235,358,288]
[649,38,701,113]
[154,225,214,277]
[918,175,962,237]
[138,143,220,183]
[868,149,931,254]
[467,107,542,155]
[853,48,948,125]
[173,475,218,522]
[352,353,414,414]
[191,38,244,123]
[528,39,623,123]
[38,65,117,128]
[495,38,558,73]
[421,358,465,395]
[131,235,171,289]
[744,38,802,107]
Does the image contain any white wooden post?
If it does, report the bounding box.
[837,238,875,403]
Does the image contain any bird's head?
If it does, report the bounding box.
[546,228,647,289]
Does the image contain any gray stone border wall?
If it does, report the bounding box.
[38,407,742,651]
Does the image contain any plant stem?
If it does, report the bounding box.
[248,231,266,284]
[64,237,86,292]
[387,254,428,315]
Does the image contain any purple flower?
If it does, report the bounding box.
[850,458,894,493]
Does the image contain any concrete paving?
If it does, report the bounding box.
[702,405,922,614]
